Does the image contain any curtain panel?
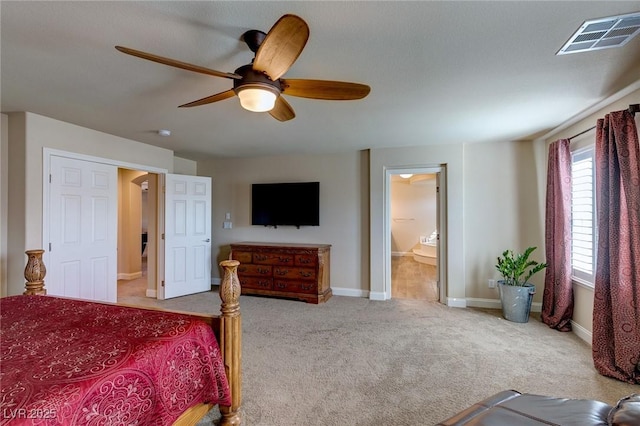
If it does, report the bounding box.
[592,109,640,384]
[542,139,574,331]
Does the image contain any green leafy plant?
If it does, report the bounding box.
[495,246,548,286]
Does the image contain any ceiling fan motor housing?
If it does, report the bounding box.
[233,64,282,97]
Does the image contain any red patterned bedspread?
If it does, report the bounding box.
[0,295,230,425]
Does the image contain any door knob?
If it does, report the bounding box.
[203,238,211,242]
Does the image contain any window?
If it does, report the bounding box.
[571,147,596,285]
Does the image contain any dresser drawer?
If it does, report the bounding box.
[237,264,272,277]
[253,252,294,265]
[273,266,316,281]
[239,276,273,290]
[229,242,331,303]
[232,251,253,263]
[273,279,317,294]
[295,254,318,267]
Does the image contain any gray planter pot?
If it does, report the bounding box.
[498,281,535,323]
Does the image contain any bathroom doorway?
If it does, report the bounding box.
[386,166,446,302]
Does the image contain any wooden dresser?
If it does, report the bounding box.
[229,242,331,304]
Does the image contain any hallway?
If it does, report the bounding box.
[117,259,147,299]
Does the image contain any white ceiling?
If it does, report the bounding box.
[2,1,639,160]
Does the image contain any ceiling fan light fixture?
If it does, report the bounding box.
[236,86,278,112]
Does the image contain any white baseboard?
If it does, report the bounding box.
[571,320,592,346]
[142,278,217,299]
[332,287,369,298]
[369,291,387,301]
[118,271,142,280]
[446,297,467,308]
[466,298,501,309]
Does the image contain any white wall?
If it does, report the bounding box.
[174,156,197,175]
[197,151,370,295]
[5,90,632,323]
[0,114,8,297]
[200,141,538,307]
[7,113,27,297]
[5,112,176,296]
[463,140,545,305]
[1,111,540,307]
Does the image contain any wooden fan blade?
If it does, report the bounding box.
[178,89,236,108]
[253,15,309,81]
[115,46,241,80]
[281,79,371,100]
[269,96,295,121]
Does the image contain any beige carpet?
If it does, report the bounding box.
[117,281,638,425]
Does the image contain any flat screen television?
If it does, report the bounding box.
[251,182,320,227]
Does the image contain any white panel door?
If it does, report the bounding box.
[164,174,212,299]
[48,156,117,302]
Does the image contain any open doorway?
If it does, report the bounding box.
[117,171,213,301]
[390,173,438,301]
[385,166,447,303]
[117,169,157,300]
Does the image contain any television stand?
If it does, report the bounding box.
[230,242,331,304]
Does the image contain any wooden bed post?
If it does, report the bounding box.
[24,249,47,295]
[218,260,242,425]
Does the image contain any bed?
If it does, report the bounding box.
[0,257,242,426]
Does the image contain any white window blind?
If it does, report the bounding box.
[571,148,596,284]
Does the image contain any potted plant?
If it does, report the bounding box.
[495,246,547,323]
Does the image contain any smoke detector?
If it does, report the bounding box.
[557,11,640,55]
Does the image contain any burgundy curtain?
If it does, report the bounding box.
[541,139,573,331]
[592,109,640,384]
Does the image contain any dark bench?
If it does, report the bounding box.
[436,390,639,426]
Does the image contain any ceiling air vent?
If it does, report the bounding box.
[557,11,640,55]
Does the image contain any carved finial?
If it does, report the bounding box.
[219,260,241,316]
[24,249,47,295]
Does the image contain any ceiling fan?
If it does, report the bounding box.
[115,14,370,122]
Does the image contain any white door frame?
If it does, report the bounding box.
[42,148,168,297]
[383,165,447,303]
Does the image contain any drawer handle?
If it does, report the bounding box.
[276,270,288,276]
[301,283,314,290]
[299,271,312,278]
[238,267,247,273]
[276,282,287,289]
[278,256,292,263]
[258,267,270,274]
[299,258,312,264]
